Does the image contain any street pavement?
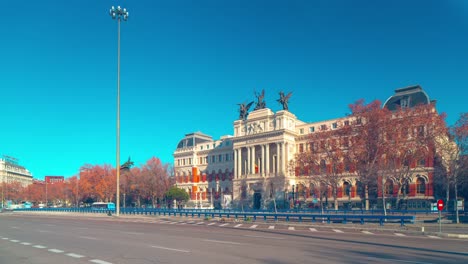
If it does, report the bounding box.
[1,211,467,264]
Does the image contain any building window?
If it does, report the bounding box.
[356,118,362,125]
[219,154,222,162]
[200,146,203,150]
[207,144,210,149]
[299,144,304,153]
[320,124,327,131]
[418,158,426,167]
[225,154,229,161]
[343,182,351,196]
[416,177,426,195]
[344,120,350,126]
[309,126,315,133]
[332,122,337,129]
[299,128,304,134]
[384,180,393,196]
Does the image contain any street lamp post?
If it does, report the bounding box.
[109,6,128,216]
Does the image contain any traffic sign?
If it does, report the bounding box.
[437,199,444,211]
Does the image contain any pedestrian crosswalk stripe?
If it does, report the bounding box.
[220,223,229,227]
[234,224,242,228]
[288,227,295,231]
[309,228,317,232]
[394,233,406,236]
[250,225,258,228]
[333,229,344,233]
[362,231,373,235]
[207,223,216,226]
[268,226,275,229]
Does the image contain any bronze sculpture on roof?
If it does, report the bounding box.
[277,91,292,111]
[238,101,254,120]
[254,89,266,110]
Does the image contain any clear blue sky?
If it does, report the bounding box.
[1,0,467,180]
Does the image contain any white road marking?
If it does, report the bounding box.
[268,226,275,229]
[37,230,50,233]
[48,249,64,253]
[394,233,406,236]
[122,232,143,235]
[187,221,195,224]
[2,237,8,240]
[179,222,187,225]
[250,225,258,229]
[244,235,285,240]
[234,224,243,228]
[203,239,241,245]
[309,228,317,232]
[11,226,19,229]
[196,222,204,225]
[66,253,85,258]
[170,222,178,224]
[333,229,344,233]
[10,240,20,242]
[288,227,295,231]
[79,236,99,240]
[90,259,113,264]
[21,242,32,245]
[219,223,229,227]
[33,245,47,249]
[427,235,441,239]
[207,223,216,226]
[367,256,437,264]
[362,231,373,235]
[151,245,190,253]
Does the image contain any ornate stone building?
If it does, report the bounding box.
[174,86,439,210]
[0,155,33,187]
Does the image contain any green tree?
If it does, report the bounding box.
[165,186,189,208]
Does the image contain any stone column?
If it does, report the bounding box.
[281,142,286,175]
[276,143,280,175]
[247,147,251,175]
[234,148,238,179]
[266,143,270,176]
[251,146,256,175]
[261,144,265,177]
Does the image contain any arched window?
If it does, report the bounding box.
[320,159,327,174]
[343,182,351,196]
[384,180,393,196]
[401,180,410,195]
[309,183,316,198]
[416,176,426,194]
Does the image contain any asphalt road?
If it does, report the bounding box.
[1,213,467,264]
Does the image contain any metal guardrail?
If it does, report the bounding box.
[15,208,415,226]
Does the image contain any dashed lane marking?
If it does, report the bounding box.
[203,239,241,245]
[33,245,47,249]
[151,245,191,253]
[427,235,441,239]
[268,226,275,229]
[2,237,8,240]
[207,223,216,226]
[333,229,344,233]
[66,253,85,258]
[394,233,406,237]
[309,228,317,232]
[362,231,373,235]
[10,239,20,243]
[234,224,242,228]
[250,225,258,229]
[48,249,64,253]
[90,259,113,264]
[20,242,32,245]
[219,223,229,227]
[196,222,205,225]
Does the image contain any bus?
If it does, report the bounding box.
[91,202,116,211]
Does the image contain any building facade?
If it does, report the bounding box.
[0,155,33,187]
[174,86,439,210]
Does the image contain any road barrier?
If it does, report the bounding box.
[15,208,415,226]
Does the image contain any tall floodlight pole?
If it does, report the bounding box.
[109,6,129,216]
